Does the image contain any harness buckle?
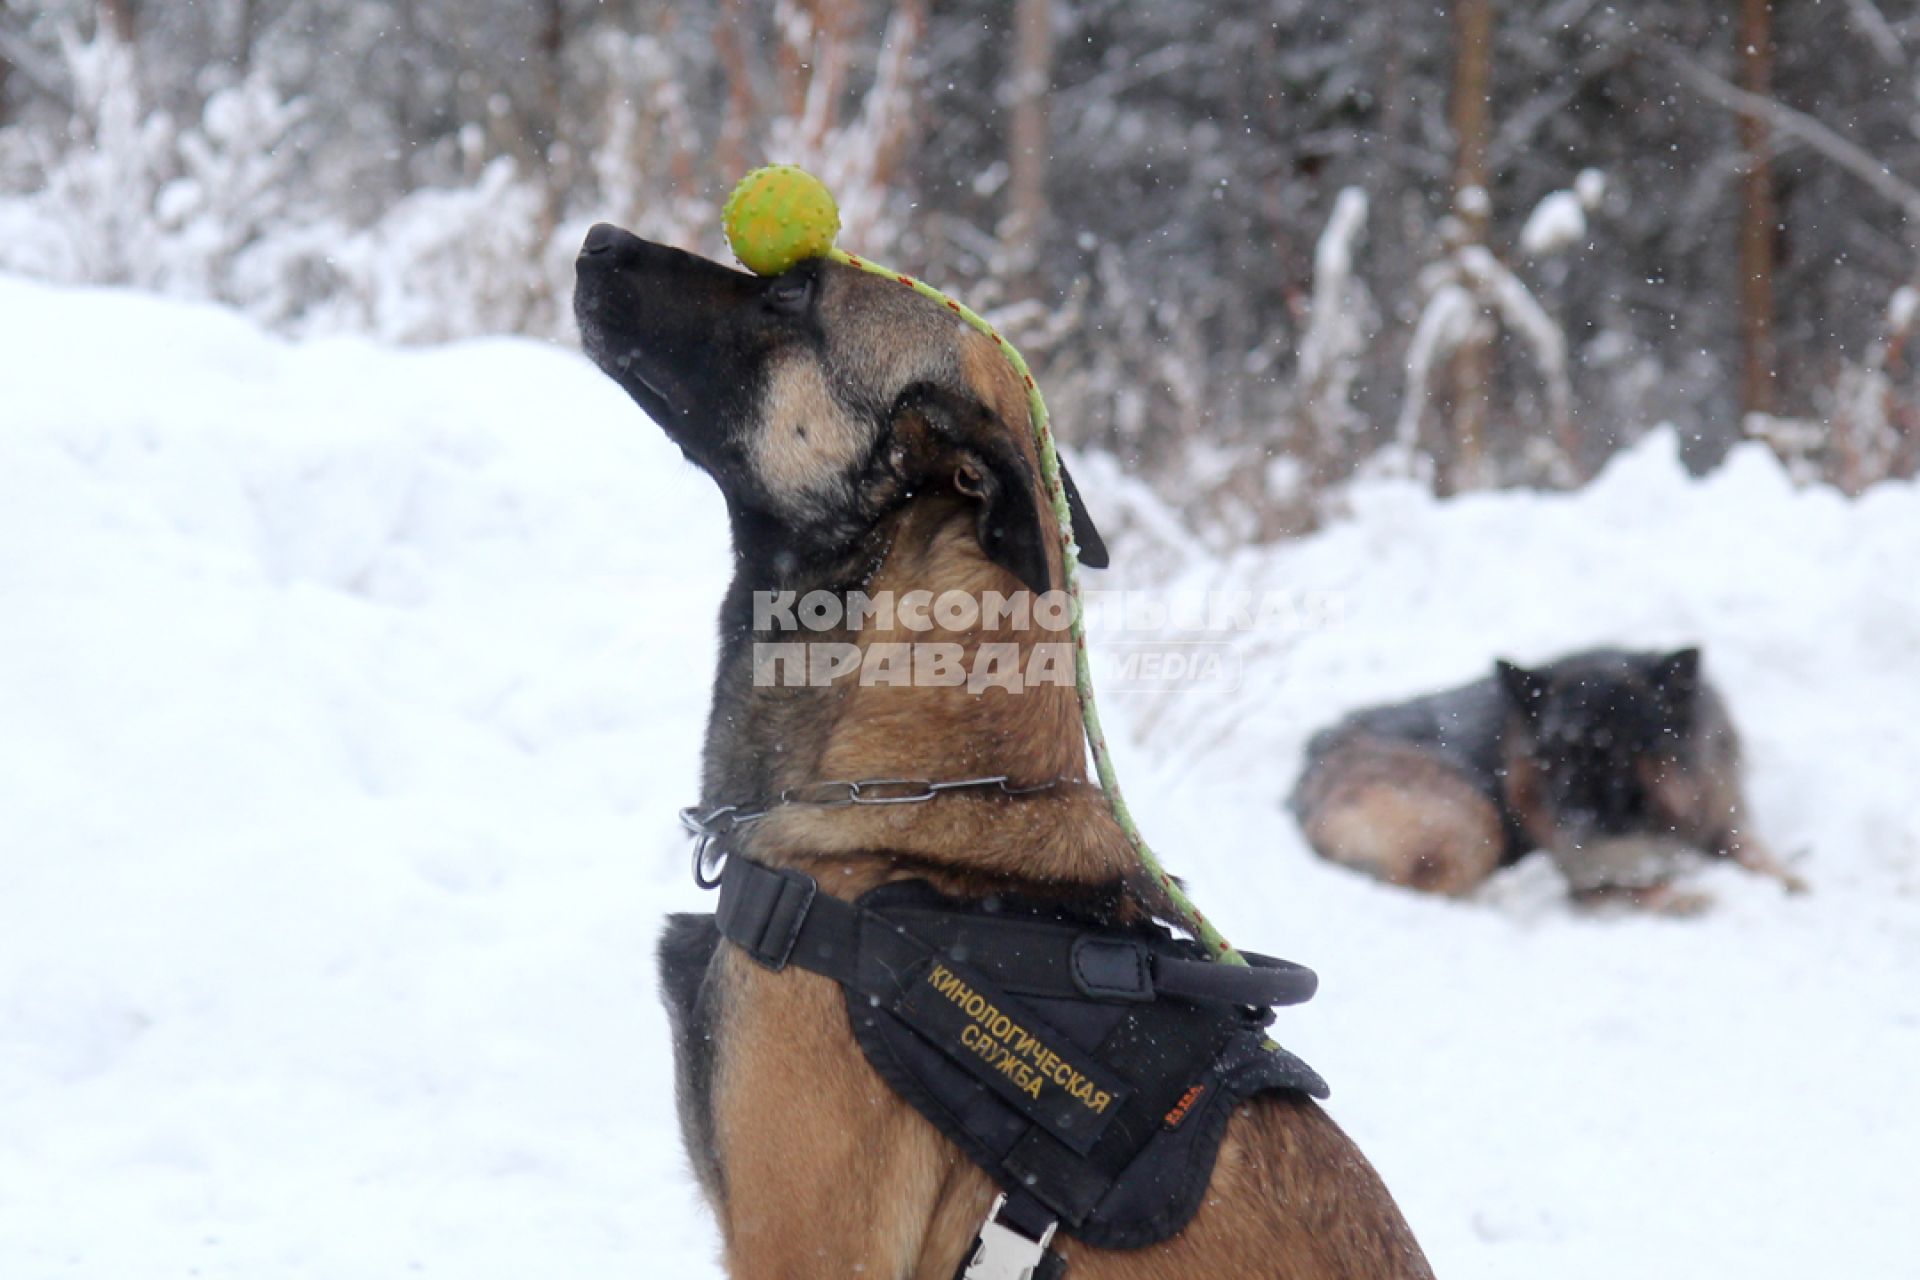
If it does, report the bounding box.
[714,861,818,971]
[958,1193,1058,1280]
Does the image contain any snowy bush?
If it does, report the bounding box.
[1519,191,1585,258]
[0,31,169,285]
[1392,200,1578,489]
[0,32,329,324]
[156,72,319,310]
[310,156,554,344]
[1295,188,1374,474]
[0,9,892,351]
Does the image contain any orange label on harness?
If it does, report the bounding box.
[1163,1083,1207,1130]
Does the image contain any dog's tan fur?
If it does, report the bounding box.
[705,516,1430,1275]
[1294,735,1506,896]
[575,240,1431,1276]
[703,354,1427,1275]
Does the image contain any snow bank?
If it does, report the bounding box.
[1098,430,1919,1276]
[3,278,1915,1278]
[0,276,732,1274]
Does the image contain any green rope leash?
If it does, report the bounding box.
[722,164,1245,966]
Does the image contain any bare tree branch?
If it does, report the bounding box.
[1844,0,1905,66]
[1658,43,1920,222]
[0,26,70,108]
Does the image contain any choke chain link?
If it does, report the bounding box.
[681,775,1059,888]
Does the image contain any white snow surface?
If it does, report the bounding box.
[4,278,1917,1278]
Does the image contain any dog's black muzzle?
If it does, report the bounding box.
[578,221,641,260]
[573,224,767,458]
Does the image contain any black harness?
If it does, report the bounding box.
[710,856,1328,1273]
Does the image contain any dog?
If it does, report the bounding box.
[1291,646,1807,909]
[574,223,1432,1277]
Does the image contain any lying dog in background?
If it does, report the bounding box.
[1291,647,1807,910]
[575,224,1432,1276]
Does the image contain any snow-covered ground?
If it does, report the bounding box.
[3,276,1915,1278]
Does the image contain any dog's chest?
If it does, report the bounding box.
[662,897,950,1211]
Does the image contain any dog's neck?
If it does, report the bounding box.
[700,497,1141,899]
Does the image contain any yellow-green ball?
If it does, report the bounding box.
[723,164,840,276]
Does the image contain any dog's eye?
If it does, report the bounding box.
[766,274,812,315]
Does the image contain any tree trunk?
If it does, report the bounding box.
[775,0,810,121]
[1448,0,1494,492]
[1737,0,1778,420]
[801,0,853,158]
[536,0,568,237]
[97,0,136,45]
[393,0,420,189]
[654,5,699,195]
[1004,0,1053,297]
[715,0,760,181]
[867,0,928,194]
[232,0,259,76]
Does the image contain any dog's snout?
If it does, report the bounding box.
[580,222,640,260]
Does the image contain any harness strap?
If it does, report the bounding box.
[713,856,916,997]
[714,857,1318,1009]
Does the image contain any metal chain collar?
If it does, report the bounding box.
[681,775,1060,888]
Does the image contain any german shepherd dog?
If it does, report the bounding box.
[1291,647,1807,909]
[574,224,1432,1277]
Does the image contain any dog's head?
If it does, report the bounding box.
[1495,647,1701,840]
[573,224,1105,593]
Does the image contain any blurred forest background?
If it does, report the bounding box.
[3,0,1917,536]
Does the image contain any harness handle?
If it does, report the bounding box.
[1154,951,1318,1008]
[1070,935,1317,1008]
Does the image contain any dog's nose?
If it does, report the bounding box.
[580,222,636,259]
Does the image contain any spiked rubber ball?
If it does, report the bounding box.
[722,164,841,276]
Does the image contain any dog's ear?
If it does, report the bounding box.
[1058,459,1109,570]
[891,385,1108,592]
[1651,647,1701,706]
[1495,659,1549,719]
[890,384,1060,594]
[954,438,1054,594]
